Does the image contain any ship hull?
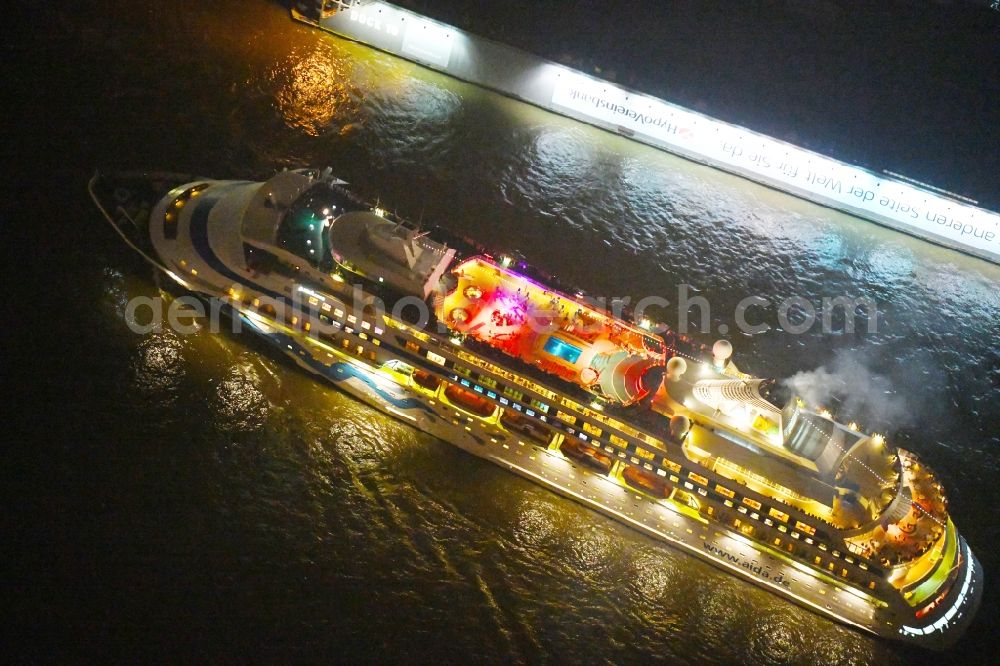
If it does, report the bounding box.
[89,171,983,650]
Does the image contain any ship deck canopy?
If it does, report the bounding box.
[326,210,456,298]
[686,423,838,503]
[437,256,664,404]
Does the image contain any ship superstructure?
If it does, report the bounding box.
[91,168,982,649]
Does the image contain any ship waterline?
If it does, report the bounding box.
[90,167,982,650]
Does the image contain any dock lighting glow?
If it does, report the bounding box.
[373,206,386,217]
[500,255,513,268]
[819,408,833,419]
[848,422,860,431]
[872,433,885,447]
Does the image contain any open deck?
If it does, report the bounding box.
[437,257,664,404]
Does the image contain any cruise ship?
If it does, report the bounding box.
[90,168,982,649]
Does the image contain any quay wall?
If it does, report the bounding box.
[300,2,1000,265]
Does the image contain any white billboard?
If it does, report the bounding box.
[551,70,999,259]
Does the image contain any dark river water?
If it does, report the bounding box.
[9,1,999,663]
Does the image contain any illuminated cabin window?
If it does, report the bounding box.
[334,308,345,317]
[529,398,549,413]
[609,434,628,447]
[405,341,420,353]
[426,351,446,366]
[688,472,709,486]
[662,458,682,473]
[773,538,781,547]
[455,365,473,378]
[742,497,762,511]
[814,556,822,565]
[321,303,331,312]
[582,421,603,437]
[478,375,498,390]
[715,484,735,499]
[164,211,178,238]
[635,447,655,461]
[503,385,524,401]
[794,521,816,536]
[768,507,790,523]
[560,396,581,410]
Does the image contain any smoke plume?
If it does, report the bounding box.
[782,351,909,429]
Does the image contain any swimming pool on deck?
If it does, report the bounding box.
[543,336,582,364]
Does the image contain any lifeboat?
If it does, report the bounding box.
[560,438,613,473]
[622,465,668,497]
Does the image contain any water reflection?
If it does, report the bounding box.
[212,357,269,432]
[510,502,560,550]
[566,524,622,578]
[275,45,361,137]
[746,609,808,663]
[132,329,186,399]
